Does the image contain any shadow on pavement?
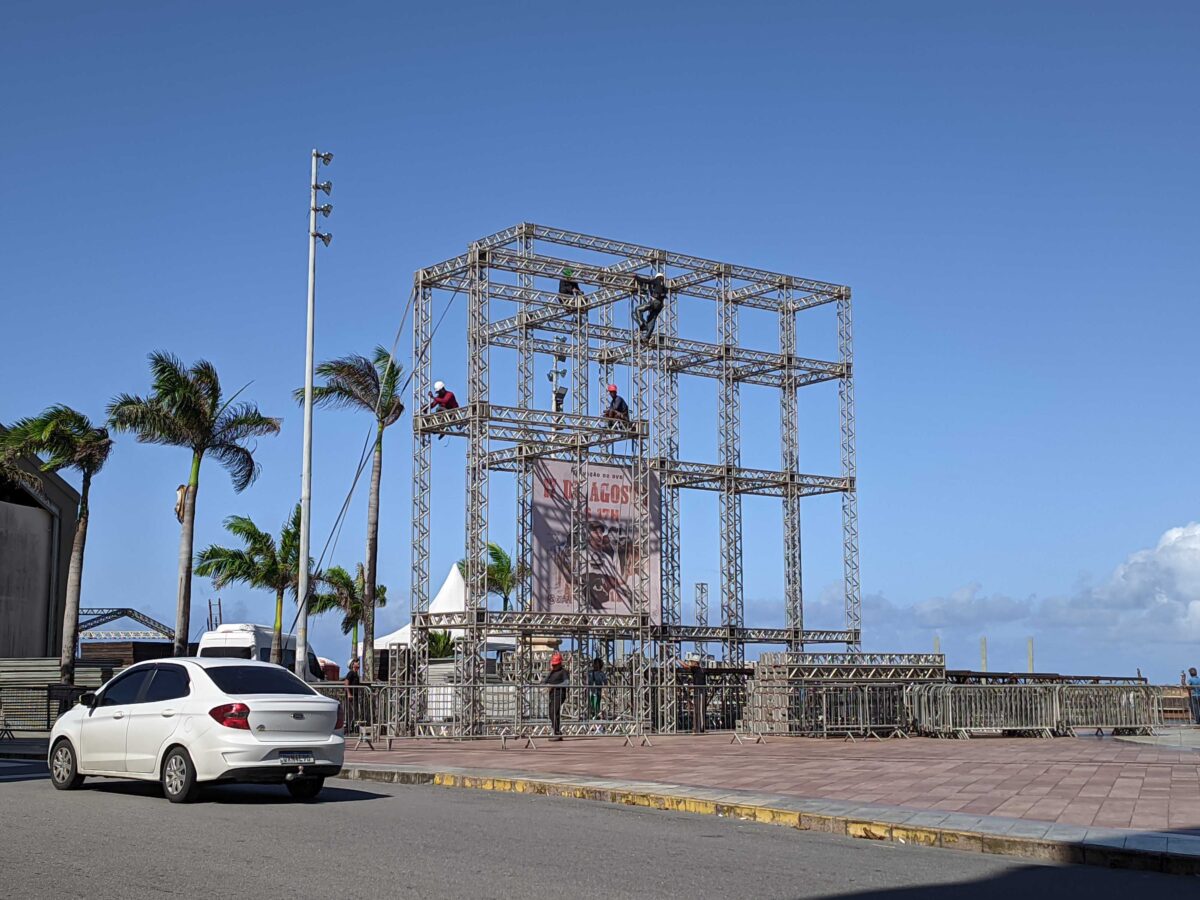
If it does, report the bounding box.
[811,863,1193,899]
[83,779,391,805]
[0,761,49,783]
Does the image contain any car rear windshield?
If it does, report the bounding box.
[204,666,316,696]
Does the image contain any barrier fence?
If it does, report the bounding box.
[0,685,89,734]
[315,681,1165,742]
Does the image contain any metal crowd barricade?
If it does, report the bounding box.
[907,684,1163,738]
[910,684,1060,738]
[742,683,910,739]
[1058,685,1163,735]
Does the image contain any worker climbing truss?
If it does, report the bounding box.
[408,223,861,737]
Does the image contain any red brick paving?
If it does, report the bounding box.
[346,734,1200,831]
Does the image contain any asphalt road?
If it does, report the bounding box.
[0,759,1193,899]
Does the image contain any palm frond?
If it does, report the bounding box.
[3,406,113,477]
[209,442,259,493]
[194,546,263,590]
[373,345,405,426]
[214,403,282,444]
[188,359,223,419]
[0,452,44,494]
[107,395,192,447]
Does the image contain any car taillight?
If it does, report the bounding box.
[335,705,345,731]
[209,702,251,729]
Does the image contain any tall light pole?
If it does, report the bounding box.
[297,148,333,679]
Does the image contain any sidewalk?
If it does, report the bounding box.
[340,733,1200,874]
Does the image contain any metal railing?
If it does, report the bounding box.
[743,683,910,738]
[908,684,1163,738]
[315,680,1167,743]
[0,685,88,733]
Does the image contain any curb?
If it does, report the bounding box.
[339,763,1200,876]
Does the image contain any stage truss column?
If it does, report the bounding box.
[718,265,745,666]
[632,289,655,733]
[569,276,592,674]
[654,261,680,732]
[461,244,490,735]
[516,224,534,615]
[779,280,804,650]
[410,275,433,731]
[837,288,862,651]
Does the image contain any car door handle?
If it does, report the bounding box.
[161,709,177,718]
[112,712,124,719]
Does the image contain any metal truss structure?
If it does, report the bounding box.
[409,224,862,736]
[77,608,175,640]
[757,653,946,683]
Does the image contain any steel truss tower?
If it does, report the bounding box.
[410,224,861,736]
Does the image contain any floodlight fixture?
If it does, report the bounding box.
[315,181,332,196]
[315,203,333,217]
[316,151,334,166]
[313,231,332,247]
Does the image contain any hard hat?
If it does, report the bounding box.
[550,652,563,666]
[655,271,665,280]
[607,384,618,392]
[562,266,574,278]
[433,380,445,392]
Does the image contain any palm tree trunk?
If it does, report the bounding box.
[351,622,358,664]
[362,424,383,681]
[271,588,284,665]
[58,471,91,684]
[174,452,201,657]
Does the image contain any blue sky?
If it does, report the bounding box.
[3,2,1197,679]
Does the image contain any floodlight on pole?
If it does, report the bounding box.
[296,147,333,679]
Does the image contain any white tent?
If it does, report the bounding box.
[362,564,515,654]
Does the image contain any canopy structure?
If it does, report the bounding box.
[369,565,515,653]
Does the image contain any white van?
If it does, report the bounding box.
[196,624,325,682]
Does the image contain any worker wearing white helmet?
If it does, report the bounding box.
[632,270,668,339]
[428,381,458,411]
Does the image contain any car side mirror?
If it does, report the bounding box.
[79,692,97,708]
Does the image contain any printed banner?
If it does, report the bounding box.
[531,460,661,622]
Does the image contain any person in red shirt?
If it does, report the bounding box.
[428,381,459,411]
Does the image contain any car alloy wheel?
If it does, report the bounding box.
[161,748,200,803]
[164,755,187,795]
[49,741,84,790]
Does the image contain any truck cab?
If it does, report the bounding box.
[196,623,325,683]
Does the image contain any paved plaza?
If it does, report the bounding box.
[346,732,1200,833]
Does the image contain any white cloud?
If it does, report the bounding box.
[804,523,1200,680]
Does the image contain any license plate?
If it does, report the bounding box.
[279,751,315,764]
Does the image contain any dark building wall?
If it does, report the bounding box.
[0,443,80,658]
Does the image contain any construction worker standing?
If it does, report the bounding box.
[632,271,668,338]
[544,651,569,741]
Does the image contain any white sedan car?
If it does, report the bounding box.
[48,657,344,802]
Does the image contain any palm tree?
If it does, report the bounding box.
[310,563,387,664]
[298,346,403,681]
[194,504,308,665]
[457,543,530,613]
[109,352,281,656]
[1,407,113,683]
[428,630,454,659]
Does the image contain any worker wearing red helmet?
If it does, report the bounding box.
[544,651,569,741]
[602,384,629,428]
